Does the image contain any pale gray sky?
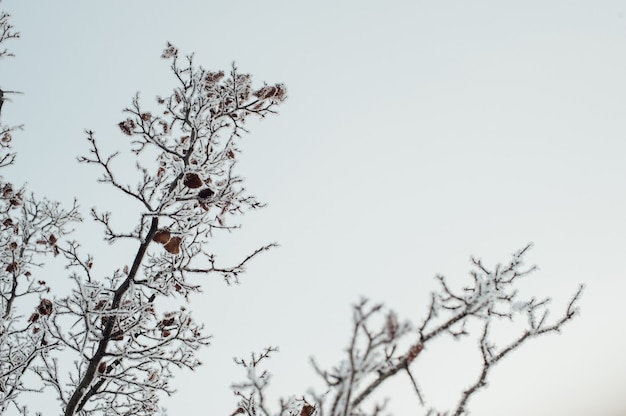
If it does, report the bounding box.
[2,1,626,415]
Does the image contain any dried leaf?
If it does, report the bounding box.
[153,230,171,244]
[118,118,135,136]
[198,188,214,200]
[300,404,315,416]
[2,184,12,197]
[183,173,203,189]
[37,298,53,316]
[164,236,181,254]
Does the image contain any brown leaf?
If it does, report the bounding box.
[94,299,107,310]
[98,361,107,373]
[198,188,214,200]
[111,332,124,341]
[183,173,203,189]
[37,298,53,316]
[160,317,175,327]
[152,230,171,244]
[164,236,181,255]
[118,118,135,136]
[300,404,315,416]
[230,407,245,416]
[2,184,13,197]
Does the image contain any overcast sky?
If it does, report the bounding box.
[2,1,626,415]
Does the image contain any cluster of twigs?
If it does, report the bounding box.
[0,29,287,416]
[231,245,583,416]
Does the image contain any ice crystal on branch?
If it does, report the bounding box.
[230,246,582,416]
[10,43,286,416]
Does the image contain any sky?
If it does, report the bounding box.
[2,1,626,415]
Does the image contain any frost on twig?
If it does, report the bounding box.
[0,148,81,414]
[0,7,19,60]
[0,5,22,168]
[229,245,583,416]
[36,43,288,416]
[0,39,285,415]
[231,347,316,416]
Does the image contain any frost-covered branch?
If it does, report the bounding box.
[42,43,287,416]
[0,6,19,60]
[229,245,583,416]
